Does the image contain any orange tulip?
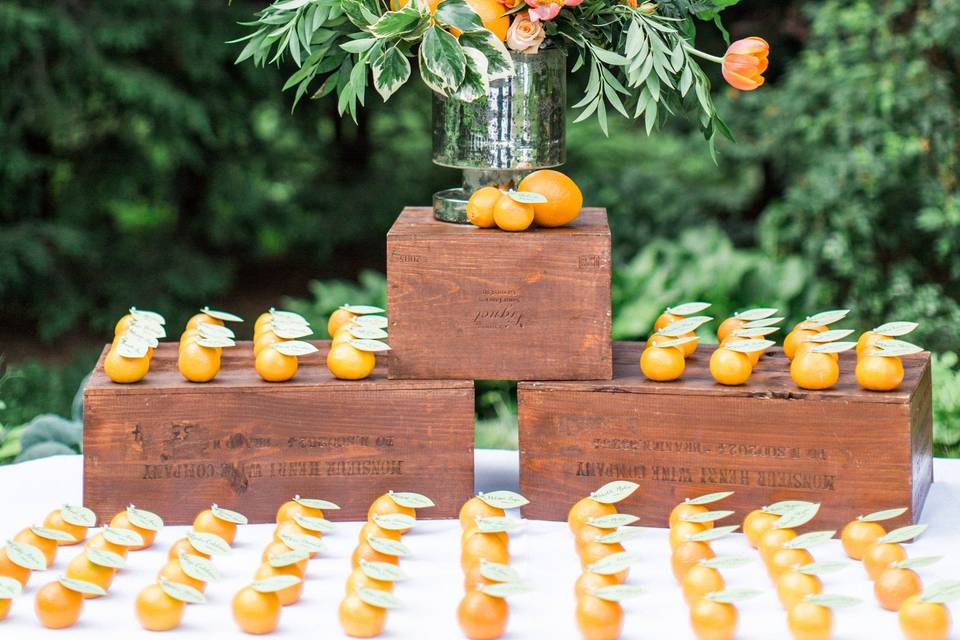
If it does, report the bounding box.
[722,37,769,91]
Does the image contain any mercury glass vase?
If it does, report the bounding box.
[432,48,567,223]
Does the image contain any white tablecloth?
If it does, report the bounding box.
[2,452,960,639]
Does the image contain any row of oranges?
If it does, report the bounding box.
[103,308,165,383]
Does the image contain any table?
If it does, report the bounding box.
[2,451,959,639]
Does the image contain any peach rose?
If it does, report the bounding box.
[506,13,546,54]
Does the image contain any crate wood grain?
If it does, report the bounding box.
[83,341,474,524]
[518,342,933,530]
[386,207,612,381]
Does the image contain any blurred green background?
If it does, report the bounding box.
[2,0,960,462]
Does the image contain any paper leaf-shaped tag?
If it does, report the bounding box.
[765,500,817,516]
[201,307,243,322]
[745,316,785,328]
[126,325,160,347]
[653,336,697,349]
[349,339,391,353]
[373,514,416,531]
[724,339,775,354]
[875,339,924,357]
[293,514,335,533]
[590,481,639,505]
[592,584,643,602]
[60,504,97,528]
[805,309,850,327]
[342,305,386,316]
[272,310,309,324]
[798,561,850,576]
[388,492,434,509]
[920,581,960,604]
[103,526,144,547]
[681,510,734,524]
[347,325,388,340]
[685,491,735,506]
[658,316,713,337]
[159,579,206,604]
[179,553,221,582]
[478,491,529,509]
[479,582,533,598]
[860,507,908,522]
[479,561,520,584]
[597,527,643,544]
[0,576,22,599]
[129,316,166,339]
[807,329,855,343]
[784,530,836,549]
[667,302,712,316]
[475,517,519,534]
[357,586,403,609]
[689,525,740,542]
[186,531,230,556]
[59,576,107,597]
[354,315,388,329]
[268,549,309,569]
[251,575,301,594]
[879,524,927,544]
[587,551,641,575]
[894,556,942,570]
[211,504,248,525]
[805,594,861,609]
[198,322,235,339]
[506,190,548,204]
[731,326,780,338]
[116,335,149,359]
[366,537,410,557]
[31,526,76,543]
[272,323,314,340]
[6,541,47,570]
[872,321,918,337]
[127,505,164,531]
[735,308,778,321]
[700,556,752,570]
[196,335,236,348]
[272,340,318,356]
[279,532,326,553]
[131,308,166,326]
[587,514,640,529]
[86,546,126,570]
[360,560,408,582]
[294,496,340,510]
[707,588,762,603]
[775,503,821,529]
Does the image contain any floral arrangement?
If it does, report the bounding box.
[234,0,768,144]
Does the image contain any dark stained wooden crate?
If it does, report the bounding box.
[518,342,933,530]
[386,207,612,381]
[83,341,475,524]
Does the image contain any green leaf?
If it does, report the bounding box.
[419,26,466,95]
[458,31,513,81]
[341,38,378,54]
[369,5,425,38]
[373,47,411,102]
[435,0,485,33]
[452,46,490,102]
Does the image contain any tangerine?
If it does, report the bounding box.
[327,308,356,338]
[863,542,907,581]
[717,317,747,343]
[575,594,623,640]
[875,566,923,612]
[839,519,885,560]
[276,499,324,524]
[466,187,501,228]
[574,571,620,601]
[43,509,87,546]
[669,502,713,530]
[640,345,685,381]
[492,195,534,232]
[457,589,509,640]
[898,594,951,640]
[352,542,400,570]
[758,527,797,563]
[135,583,185,631]
[787,600,832,640]
[35,580,83,629]
[65,553,115,598]
[690,597,738,640]
[463,527,509,551]
[790,352,839,389]
[367,494,416,533]
[464,563,499,593]
[109,510,157,550]
[178,342,220,383]
[346,567,394,595]
[784,328,818,361]
[709,347,753,386]
[327,343,376,380]
[273,520,322,558]
[776,570,822,610]
[856,331,887,358]
[743,510,779,548]
[856,354,904,391]
[158,558,206,593]
[721,335,763,365]
[462,532,510,573]
[517,169,583,227]
[339,591,388,638]
[794,340,838,363]
[0,546,32,587]
[261,541,308,577]
[360,520,403,544]
[0,598,9,621]
[13,528,57,566]
[573,523,608,554]
[459,496,505,530]
[186,312,222,331]
[193,508,238,545]
[681,565,725,607]
[767,548,814,581]
[568,497,617,535]
[672,541,716,583]
[254,562,303,606]
[256,346,299,382]
[669,520,708,550]
[103,348,149,383]
[232,586,281,635]
[654,311,682,332]
[169,537,211,562]
[85,532,129,559]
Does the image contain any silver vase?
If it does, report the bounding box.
[432,48,567,223]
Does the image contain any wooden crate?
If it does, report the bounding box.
[83,341,474,524]
[518,342,933,529]
[386,207,612,381]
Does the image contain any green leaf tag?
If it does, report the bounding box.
[775,503,821,529]
[347,325,388,340]
[349,339,391,353]
[251,575,301,594]
[116,335,150,359]
[388,491,435,509]
[201,307,244,323]
[658,316,713,337]
[271,310,309,324]
[784,531,836,549]
[765,501,817,516]
[342,305,386,315]
[59,576,107,597]
[268,549,310,569]
[744,316,785,328]
[271,323,314,340]
[506,190,548,204]
[593,585,643,602]
[805,594,861,609]
[724,339,775,354]
[732,326,780,338]
[690,525,740,542]
[0,576,22,599]
[879,524,927,544]
[273,340,319,357]
[87,546,126,570]
[875,340,924,357]
[597,527,643,544]
[860,507,908,522]
[479,582,533,598]
[60,505,97,528]
[126,505,164,531]
[798,561,850,576]
[590,481,639,505]
[685,491,735,506]
[872,321,919,337]
[587,551,641,575]
[653,336,697,349]
[366,536,410,557]
[894,556,942,570]
[805,309,850,327]
[186,531,231,556]
[667,302,712,316]
[160,579,206,604]
[294,496,340,510]
[131,308,166,326]
[129,316,166,339]
[357,586,402,609]
[681,510,734,524]
[478,491,530,509]
[31,526,76,543]
[587,514,640,529]
[279,532,326,554]
[373,514,417,531]
[293,514,336,533]
[920,581,960,604]
[179,553,220,582]
[6,541,46,571]
[479,560,520,583]
[360,560,408,582]
[701,556,752,570]
[211,504,248,525]
[103,526,144,547]
[196,336,236,349]
[707,588,762,603]
[474,516,519,534]
[198,322,235,339]
[807,329,855,343]
[735,308,778,321]
[354,315,389,329]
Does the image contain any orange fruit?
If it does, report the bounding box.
[682,565,725,607]
[367,494,416,533]
[232,586,281,635]
[327,343,376,380]
[669,520,708,550]
[115,313,135,335]
[856,331,887,358]
[0,598,9,621]
[863,542,907,581]
[186,312,222,331]
[875,567,923,612]
[35,581,84,628]
[568,498,617,535]
[42,510,87,546]
[253,330,283,357]
[794,340,839,363]
[463,563,499,593]
[717,317,747,343]
[898,594,951,640]
[758,527,797,563]
[158,558,206,593]
[169,537,212,562]
[767,548,814,581]
[85,532,130,559]
[640,345,686,381]
[743,510,779,548]
[135,583,185,631]
[462,532,510,573]
[193,509,238,545]
[671,541,715,583]
[276,499,324,524]
[709,347,753,386]
[339,591,388,638]
[256,347,299,382]
[462,0,509,40]
[346,567,394,595]
[492,195,534,232]
[839,519,885,560]
[574,571,621,601]
[463,527,509,551]
[776,570,822,610]
[517,169,583,227]
[669,503,713,530]
[466,187,501,228]
[254,562,303,606]
[678,331,699,357]
[262,541,308,577]
[178,342,220,383]
[274,520,322,558]
[690,597,738,640]
[457,589,509,640]
[578,539,625,570]
[0,546,31,588]
[856,354,904,391]
[784,328,818,361]
[791,351,840,389]
[109,511,157,550]
[13,528,57,566]
[576,594,623,640]
[65,553,115,598]
[721,335,763,365]
[654,311,682,332]
[573,523,609,554]
[360,520,403,544]
[103,348,149,383]
[352,542,400,570]
[327,308,356,339]
[787,600,832,640]
[459,497,505,530]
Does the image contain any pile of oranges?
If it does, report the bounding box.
[457,491,529,640]
[178,307,243,383]
[326,304,391,380]
[567,481,644,640]
[104,307,166,383]
[466,170,583,232]
[253,308,319,382]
